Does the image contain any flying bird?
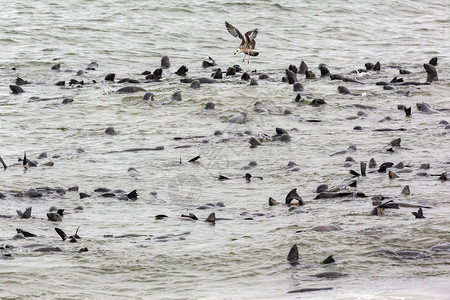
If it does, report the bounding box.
[225,21,259,63]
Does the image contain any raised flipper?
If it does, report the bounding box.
[287,244,299,264]
[285,189,304,205]
[16,207,32,219]
[204,212,215,223]
[73,226,81,239]
[411,208,425,219]
[23,152,27,167]
[322,255,335,264]
[55,228,68,241]
[188,155,200,162]
[16,228,37,237]
[127,190,138,200]
[0,157,7,170]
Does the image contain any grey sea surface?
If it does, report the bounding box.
[1,0,449,299]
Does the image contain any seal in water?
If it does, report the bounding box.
[299,61,308,74]
[9,85,25,94]
[288,288,333,293]
[161,55,170,69]
[225,21,259,63]
[227,112,247,124]
[314,271,346,278]
[338,86,362,96]
[116,86,146,94]
[55,227,81,243]
[416,102,439,114]
[307,224,342,232]
[285,188,304,205]
[423,63,438,83]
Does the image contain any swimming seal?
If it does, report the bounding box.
[180,77,218,84]
[189,80,200,89]
[303,224,342,232]
[105,127,116,135]
[204,102,215,110]
[285,69,297,84]
[249,78,258,86]
[423,63,438,83]
[212,68,222,79]
[288,288,333,294]
[285,188,304,205]
[293,82,303,92]
[416,102,438,114]
[161,55,170,69]
[298,61,308,74]
[314,271,346,278]
[116,86,146,94]
[227,112,247,124]
[338,86,362,96]
[105,73,115,81]
[319,63,330,76]
[9,85,25,94]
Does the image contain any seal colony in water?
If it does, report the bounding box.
[225,21,259,63]
[1,13,448,298]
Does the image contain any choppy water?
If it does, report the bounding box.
[1,0,449,299]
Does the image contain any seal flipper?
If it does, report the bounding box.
[360,162,367,176]
[412,207,425,219]
[285,188,304,205]
[322,255,335,264]
[268,197,279,206]
[0,157,7,170]
[55,228,68,241]
[17,207,32,219]
[23,152,27,168]
[16,228,37,237]
[188,155,200,162]
[73,226,81,239]
[287,244,299,264]
[404,106,411,117]
[350,170,360,177]
[204,212,215,223]
[127,190,138,200]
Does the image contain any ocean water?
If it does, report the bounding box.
[0,0,449,299]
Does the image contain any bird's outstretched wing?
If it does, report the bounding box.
[245,29,258,42]
[225,22,244,42]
